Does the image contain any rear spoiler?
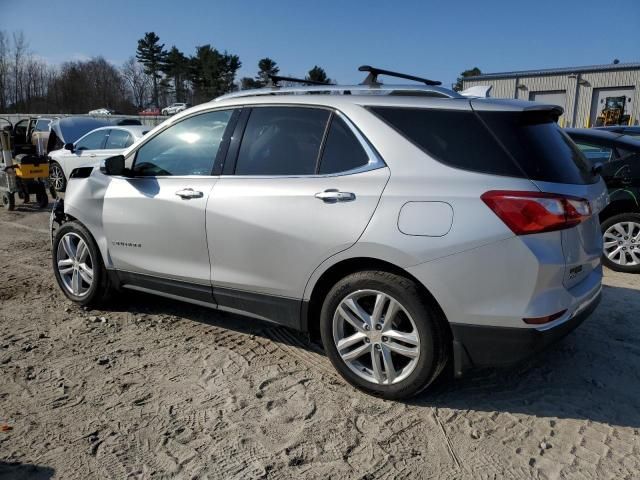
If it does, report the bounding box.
[460,85,492,98]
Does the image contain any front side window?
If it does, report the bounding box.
[575,141,614,164]
[106,129,133,149]
[132,110,233,177]
[76,130,107,150]
[235,107,330,175]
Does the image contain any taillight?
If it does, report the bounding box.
[481,190,591,235]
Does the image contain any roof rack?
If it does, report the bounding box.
[267,75,330,87]
[358,65,441,86]
[214,84,461,102]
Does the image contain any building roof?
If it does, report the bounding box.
[465,62,640,81]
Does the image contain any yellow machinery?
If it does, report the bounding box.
[1,120,51,211]
[595,96,631,126]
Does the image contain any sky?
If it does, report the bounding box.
[2,0,639,88]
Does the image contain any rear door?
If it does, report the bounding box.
[206,106,389,324]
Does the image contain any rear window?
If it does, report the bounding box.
[479,111,595,185]
[370,107,595,185]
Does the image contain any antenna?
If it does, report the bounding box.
[358,65,441,86]
[267,75,330,87]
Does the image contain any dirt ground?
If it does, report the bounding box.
[0,203,639,480]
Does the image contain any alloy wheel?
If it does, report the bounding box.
[56,233,94,297]
[332,289,420,385]
[603,221,640,267]
[50,163,65,191]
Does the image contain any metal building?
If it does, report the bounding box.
[462,63,640,128]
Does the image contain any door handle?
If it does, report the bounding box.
[89,154,96,158]
[175,188,204,199]
[315,189,356,203]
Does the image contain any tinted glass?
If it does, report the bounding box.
[132,110,232,176]
[235,107,330,175]
[106,129,133,149]
[479,111,595,184]
[371,107,596,184]
[575,142,614,165]
[76,130,107,150]
[370,107,522,177]
[319,117,369,174]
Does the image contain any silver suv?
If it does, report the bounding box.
[50,67,607,399]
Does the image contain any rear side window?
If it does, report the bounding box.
[370,107,522,178]
[319,116,369,174]
[235,107,330,175]
[370,107,595,184]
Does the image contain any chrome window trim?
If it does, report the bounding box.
[222,104,386,179]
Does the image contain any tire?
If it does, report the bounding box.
[52,221,113,306]
[49,161,66,192]
[2,192,15,211]
[601,213,640,274]
[319,271,449,400]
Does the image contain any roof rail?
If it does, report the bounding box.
[267,75,330,87]
[214,84,462,102]
[359,65,441,86]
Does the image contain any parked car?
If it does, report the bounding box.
[48,125,148,191]
[5,116,54,155]
[88,108,113,116]
[139,107,161,116]
[594,125,640,138]
[50,73,605,399]
[162,103,189,115]
[566,128,640,273]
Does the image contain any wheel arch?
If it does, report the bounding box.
[303,256,450,342]
[600,197,640,222]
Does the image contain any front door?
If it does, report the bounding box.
[102,109,237,294]
[207,106,389,324]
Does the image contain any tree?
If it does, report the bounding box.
[136,32,166,106]
[162,46,190,102]
[453,67,481,91]
[306,65,331,84]
[122,57,151,109]
[189,45,241,102]
[256,57,279,86]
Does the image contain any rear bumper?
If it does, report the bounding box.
[450,288,601,376]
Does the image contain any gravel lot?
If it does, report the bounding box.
[1,204,639,479]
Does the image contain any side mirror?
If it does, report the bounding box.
[100,155,126,176]
[591,162,603,175]
[64,142,75,152]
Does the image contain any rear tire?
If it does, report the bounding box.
[319,271,449,400]
[601,213,640,273]
[52,221,113,306]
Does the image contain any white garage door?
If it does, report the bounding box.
[530,91,567,125]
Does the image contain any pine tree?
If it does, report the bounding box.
[256,58,279,86]
[136,32,166,107]
[306,66,331,84]
[162,46,189,102]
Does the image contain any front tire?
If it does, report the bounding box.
[52,221,112,306]
[2,192,15,211]
[320,271,449,400]
[49,161,67,192]
[602,213,640,273]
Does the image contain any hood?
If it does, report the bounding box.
[46,117,112,153]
